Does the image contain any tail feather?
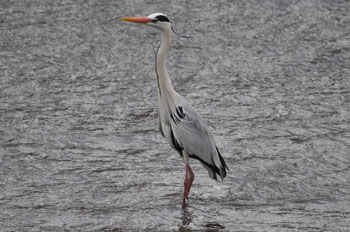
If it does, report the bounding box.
[190,147,228,181]
[200,161,218,180]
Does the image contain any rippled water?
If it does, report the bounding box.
[1,0,350,231]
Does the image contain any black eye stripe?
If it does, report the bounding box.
[155,15,170,22]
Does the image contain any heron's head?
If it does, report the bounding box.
[120,13,171,32]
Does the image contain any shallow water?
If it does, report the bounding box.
[1,0,350,231]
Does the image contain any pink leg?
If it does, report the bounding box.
[182,165,195,208]
[185,165,194,200]
[182,168,188,208]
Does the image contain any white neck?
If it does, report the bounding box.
[156,29,174,96]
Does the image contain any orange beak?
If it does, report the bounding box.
[120,17,152,24]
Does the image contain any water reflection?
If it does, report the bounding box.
[181,207,193,227]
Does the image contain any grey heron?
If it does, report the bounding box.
[120,13,228,208]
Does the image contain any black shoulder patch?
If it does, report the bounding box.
[176,106,185,119]
[156,15,170,22]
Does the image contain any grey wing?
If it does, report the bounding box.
[171,97,227,180]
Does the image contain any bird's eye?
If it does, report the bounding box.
[152,19,158,23]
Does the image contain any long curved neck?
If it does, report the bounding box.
[156,29,174,96]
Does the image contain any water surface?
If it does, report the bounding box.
[1,0,350,231]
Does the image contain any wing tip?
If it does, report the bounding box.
[216,146,229,179]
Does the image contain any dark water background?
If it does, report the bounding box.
[1,0,350,231]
